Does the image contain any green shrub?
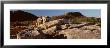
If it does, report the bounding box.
[71,17,100,24]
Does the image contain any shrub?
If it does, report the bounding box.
[71,17,100,24]
[97,23,101,27]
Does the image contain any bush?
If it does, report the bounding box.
[71,17,100,24]
[97,23,101,27]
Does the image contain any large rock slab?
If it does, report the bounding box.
[42,26,57,35]
[37,19,65,30]
[80,25,100,30]
[58,27,100,39]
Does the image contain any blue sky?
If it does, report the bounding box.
[18,9,101,17]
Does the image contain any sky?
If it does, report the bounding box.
[16,9,101,17]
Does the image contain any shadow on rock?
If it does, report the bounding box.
[44,34,67,39]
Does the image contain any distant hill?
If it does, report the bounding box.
[51,12,86,20]
[10,10,38,22]
[64,12,84,17]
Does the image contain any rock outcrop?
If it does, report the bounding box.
[10,11,101,39]
[42,26,57,35]
[37,19,65,30]
[16,19,101,39]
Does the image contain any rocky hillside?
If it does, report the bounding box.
[10,10,38,22]
[51,12,86,20]
[10,10,101,39]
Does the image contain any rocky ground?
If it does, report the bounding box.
[10,19,101,39]
[10,10,101,39]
